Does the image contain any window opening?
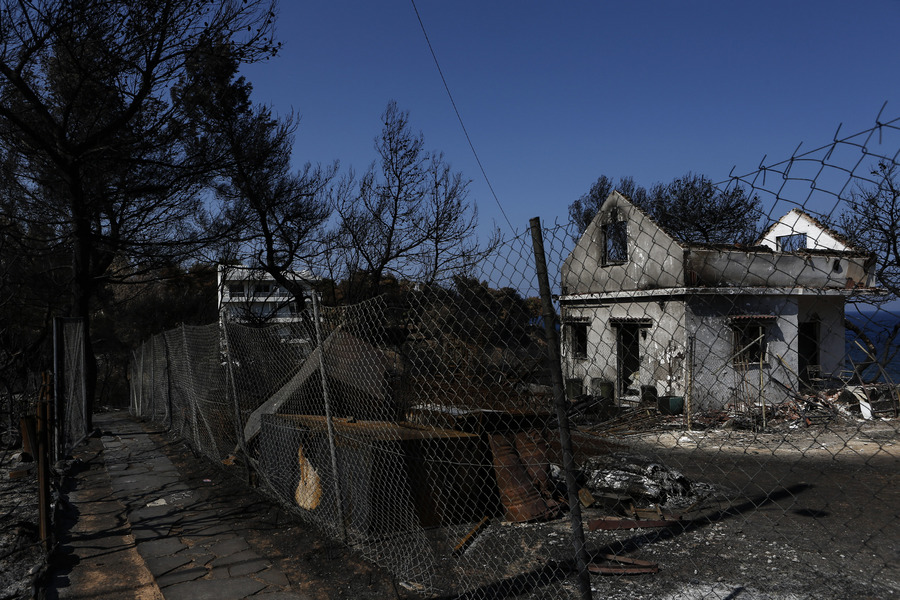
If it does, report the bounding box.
[732,322,767,365]
[567,322,589,359]
[777,233,807,252]
[798,320,820,387]
[603,219,627,264]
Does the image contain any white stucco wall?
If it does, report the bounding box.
[758,209,850,252]
[686,295,795,412]
[797,295,846,378]
[562,192,685,295]
[561,298,687,403]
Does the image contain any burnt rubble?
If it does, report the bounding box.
[570,380,899,435]
[581,453,715,510]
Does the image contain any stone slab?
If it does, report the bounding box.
[143,554,193,577]
[162,577,267,600]
[137,537,188,558]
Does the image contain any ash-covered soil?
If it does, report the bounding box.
[7,411,895,600]
[419,415,900,599]
[0,443,44,600]
[159,415,900,599]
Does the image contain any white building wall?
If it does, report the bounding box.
[217,264,314,325]
[798,295,846,378]
[562,298,687,403]
[687,295,795,412]
[759,209,850,252]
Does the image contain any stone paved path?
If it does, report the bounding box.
[49,411,311,600]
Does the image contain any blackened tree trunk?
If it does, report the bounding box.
[0,0,279,416]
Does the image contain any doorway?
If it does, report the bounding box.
[616,324,641,396]
[798,320,820,387]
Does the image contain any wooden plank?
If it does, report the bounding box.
[452,516,490,556]
[588,553,659,575]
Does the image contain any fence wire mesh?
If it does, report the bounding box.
[2,371,39,436]
[131,111,899,599]
[59,317,87,455]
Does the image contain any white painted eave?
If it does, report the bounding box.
[559,286,883,304]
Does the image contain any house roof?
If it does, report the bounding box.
[562,192,879,297]
[757,208,860,253]
[602,196,863,256]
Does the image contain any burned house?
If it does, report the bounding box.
[559,192,878,412]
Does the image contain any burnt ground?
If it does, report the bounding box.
[0,442,43,600]
[410,416,900,599]
[3,413,898,600]
[255,414,896,600]
[577,420,900,600]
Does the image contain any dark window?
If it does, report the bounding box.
[228,284,244,298]
[603,220,627,264]
[777,233,806,252]
[732,323,767,365]
[568,322,589,359]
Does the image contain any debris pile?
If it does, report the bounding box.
[580,406,665,435]
[571,452,722,578]
[581,453,712,509]
[759,383,899,428]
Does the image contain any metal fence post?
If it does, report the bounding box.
[222,323,249,470]
[686,334,694,430]
[164,335,174,431]
[149,333,156,419]
[138,343,145,417]
[52,317,64,462]
[37,386,51,552]
[79,321,87,438]
[311,292,346,540]
[182,325,201,450]
[129,350,135,414]
[529,216,593,600]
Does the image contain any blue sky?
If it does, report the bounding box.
[241,1,900,239]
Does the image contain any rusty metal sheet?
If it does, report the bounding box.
[578,488,595,507]
[490,433,553,523]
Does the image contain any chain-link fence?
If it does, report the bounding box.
[132,111,899,599]
[0,317,87,459]
[57,317,88,456]
[0,371,40,447]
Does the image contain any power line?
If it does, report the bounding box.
[409,0,515,233]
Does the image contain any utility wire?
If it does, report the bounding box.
[409,0,515,233]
